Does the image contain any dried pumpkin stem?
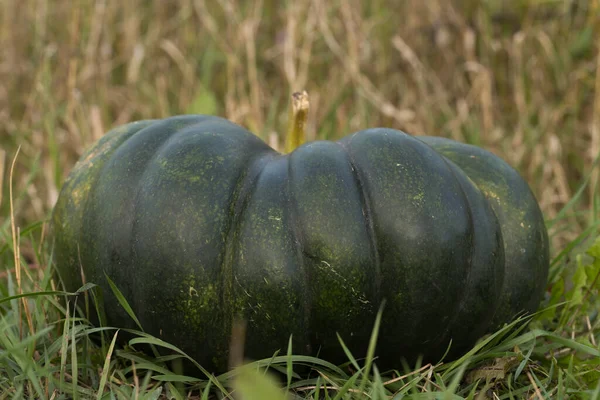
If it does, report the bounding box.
[284,90,309,153]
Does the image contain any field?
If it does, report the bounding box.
[1,0,600,398]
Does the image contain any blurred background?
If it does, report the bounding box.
[1,0,598,251]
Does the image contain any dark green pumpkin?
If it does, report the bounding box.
[52,115,549,372]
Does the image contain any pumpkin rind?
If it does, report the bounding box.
[52,116,549,372]
[419,136,550,327]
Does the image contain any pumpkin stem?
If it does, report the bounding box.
[284,90,309,153]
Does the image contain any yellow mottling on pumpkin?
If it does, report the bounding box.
[413,192,425,202]
[70,180,93,208]
[75,130,122,172]
[484,190,500,200]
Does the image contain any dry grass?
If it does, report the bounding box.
[1,3,600,397]
[1,0,599,250]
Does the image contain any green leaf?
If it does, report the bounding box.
[336,332,361,372]
[331,370,360,400]
[128,336,188,356]
[218,354,348,382]
[569,25,595,59]
[97,330,119,400]
[591,379,600,400]
[233,365,289,400]
[286,335,293,392]
[60,305,70,390]
[358,300,385,394]
[71,314,79,400]
[586,237,600,260]
[104,272,143,331]
[0,220,45,256]
[152,374,202,383]
[187,88,218,115]
[371,366,389,398]
[566,257,587,306]
[166,382,185,400]
[537,279,564,321]
[76,282,99,294]
[127,332,230,396]
[314,376,321,400]
[0,285,97,305]
[535,330,600,357]
[201,380,212,400]
[142,387,163,400]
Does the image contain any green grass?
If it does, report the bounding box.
[0,223,599,398]
[1,0,600,398]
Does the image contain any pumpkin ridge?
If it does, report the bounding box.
[51,120,154,298]
[76,120,155,222]
[82,120,174,301]
[426,153,479,351]
[418,136,548,328]
[125,119,220,315]
[284,152,313,353]
[334,140,383,309]
[220,150,280,340]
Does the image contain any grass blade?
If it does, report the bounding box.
[152,374,202,383]
[104,272,143,331]
[336,332,361,372]
[60,304,70,391]
[71,314,79,400]
[286,334,293,392]
[201,379,212,400]
[357,300,385,395]
[97,329,119,400]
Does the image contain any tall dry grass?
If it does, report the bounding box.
[1,0,599,250]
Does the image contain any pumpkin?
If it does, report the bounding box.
[52,96,549,373]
